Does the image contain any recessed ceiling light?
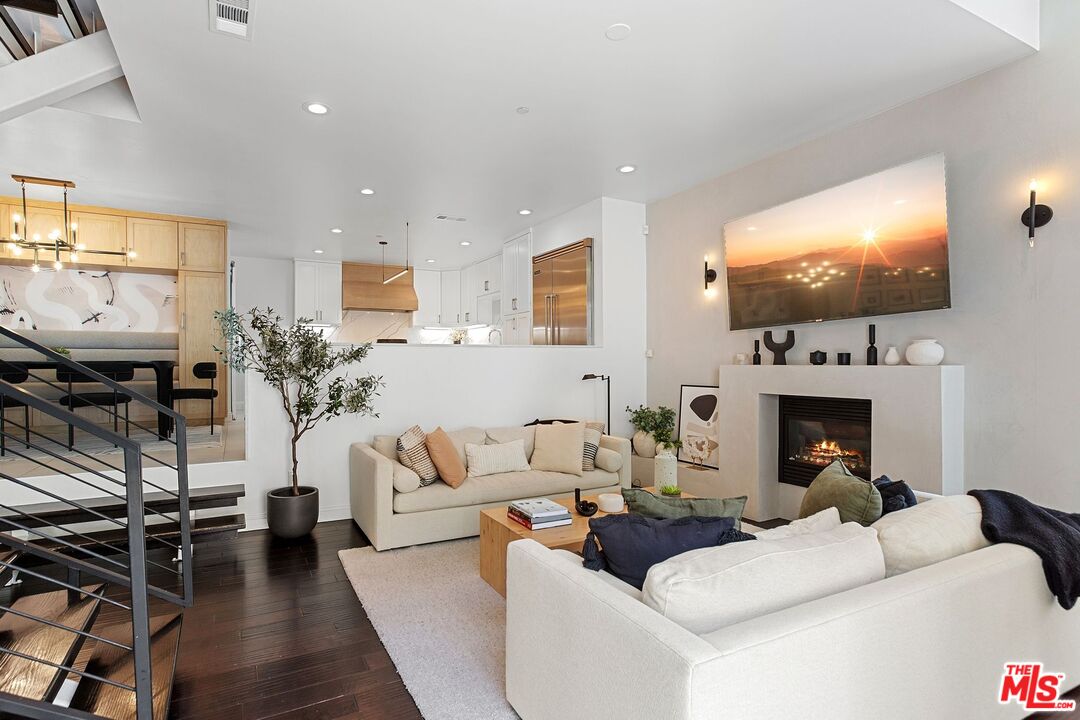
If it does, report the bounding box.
[617,164,637,174]
[425,258,436,263]
[330,227,343,234]
[460,241,471,246]
[314,249,325,254]
[304,102,330,115]
[605,23,632,41]
[516,106,530,115]
[360,188,375,196]
[518,209,532,216]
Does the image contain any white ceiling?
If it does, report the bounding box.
[0,0,1035,268]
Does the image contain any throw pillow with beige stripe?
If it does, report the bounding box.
[465,439,531,477]
[397,425,439,486]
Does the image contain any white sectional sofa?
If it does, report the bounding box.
[505,498,1080,720]
[350,426,632,551]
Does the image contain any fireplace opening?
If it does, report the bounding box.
[778,395,871,487]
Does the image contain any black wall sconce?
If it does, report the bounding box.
[1022,178,1053,248]
[581,373,611,433]
[704,255,718,297]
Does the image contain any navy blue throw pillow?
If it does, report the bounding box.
[582,514,756,589]
[873,475,918,515]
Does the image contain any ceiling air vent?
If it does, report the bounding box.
[210,0,253,39]
[435,215,467,222]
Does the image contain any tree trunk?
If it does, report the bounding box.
[291,433,300,496]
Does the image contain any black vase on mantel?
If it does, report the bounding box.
[752,340,762,366]
[866,324,878,366]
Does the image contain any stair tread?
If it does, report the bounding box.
[68,613,183,720]
[28,514,246,553]
[0,584,105,702]
[0,484,246,530]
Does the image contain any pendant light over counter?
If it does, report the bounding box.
[382,221,410,285]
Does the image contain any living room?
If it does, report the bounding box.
[0,1,1078,719]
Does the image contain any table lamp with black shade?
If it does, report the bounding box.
[581,373,611,433]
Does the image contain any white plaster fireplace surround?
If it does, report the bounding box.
[715,365,964,520]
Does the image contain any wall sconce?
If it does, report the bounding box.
[1022,179,1053,248]
[704,256,718,296]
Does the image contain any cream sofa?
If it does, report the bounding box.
[506,501,1080,720]
[350,426,632,551]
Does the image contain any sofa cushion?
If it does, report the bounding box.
[753,507,841,540]
[427,427,467,489]
[466,440,531,477]
[397,426,439,486]
[642,523,885,634]
[444,427,487,466]
[392,463,422,494]
[872,495,989,577]
[486,426,536,459]
[392,469,618,514]
[799,460,882,526]
[594,447,623,473]
[873,475,919,516]
[531,423,585,476]
[622,488,747,523]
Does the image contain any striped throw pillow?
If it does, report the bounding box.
[397,426,439,486]
[582,428,602,471]
[465,440,531,477]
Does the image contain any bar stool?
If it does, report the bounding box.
[0,361,31,457]
[57,362,134,449]
[171,362,219,435]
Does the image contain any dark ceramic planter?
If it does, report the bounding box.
[266,486,319,538]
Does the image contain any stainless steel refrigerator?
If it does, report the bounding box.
[532,238,593,345]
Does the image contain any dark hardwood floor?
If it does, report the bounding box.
[166,520,421,720]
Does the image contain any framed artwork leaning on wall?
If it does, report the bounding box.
[677,384,720,469]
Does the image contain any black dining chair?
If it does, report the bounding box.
[57,361,134,450]
[0,361,31,457]
[171,362,219,435]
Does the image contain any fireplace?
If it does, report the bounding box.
[778,395,872,487]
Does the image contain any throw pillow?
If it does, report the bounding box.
[530,423,585,476]
[582,428,602,471]
[396,425,439,486]
[871,495,989,577]
[873,475,919,515]
[753,506,841,540]
[464,440,531,477]
[582,513,754,589]
[642,522,884,634]
[594,447,623,473]
[426,426,467,489]
[486,426,536,459]
[621,488,747,524]
[392,463,422,494]
[799,460,882,526]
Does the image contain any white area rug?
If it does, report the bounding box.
[338,538,519,720]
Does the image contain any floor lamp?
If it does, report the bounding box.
[581,373,611,433]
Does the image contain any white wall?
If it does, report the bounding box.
[230,255,294,412]
[646,0,1080,512]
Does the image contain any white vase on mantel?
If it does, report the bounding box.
[633,431,657,458]
[883,346,901,366]
[654,447,678,489]
[905,339,945,366]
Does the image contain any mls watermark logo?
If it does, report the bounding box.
[1000,663,1076,712]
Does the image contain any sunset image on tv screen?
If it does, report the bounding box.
[723,154,950,331]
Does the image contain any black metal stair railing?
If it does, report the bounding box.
[0,326,193,720]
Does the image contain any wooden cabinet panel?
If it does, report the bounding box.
[178,271,228,423]
[69,212,126,268]
[179,223,226,272]
[341,262,417,312]
[127,218,178,270]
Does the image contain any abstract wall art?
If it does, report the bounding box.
[677,384,720,469]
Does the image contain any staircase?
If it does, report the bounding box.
[0,327,243,720]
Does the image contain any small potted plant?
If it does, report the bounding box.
[216,308,383,538]
[659,484,683,498]
[625,405,679,458]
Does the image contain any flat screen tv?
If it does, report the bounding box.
[723,154,950,331]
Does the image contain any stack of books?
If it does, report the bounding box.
[507,498,572,530]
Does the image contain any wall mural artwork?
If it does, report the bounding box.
[0,267,178,332]
[677,384,721,469]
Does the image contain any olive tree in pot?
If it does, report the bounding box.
[216,308,382,538]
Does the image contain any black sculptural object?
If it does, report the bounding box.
[763,330,795,365]
[809,351,827,365]
[752,339,762,366]
[575,488,598,517]
[866,323,878,366]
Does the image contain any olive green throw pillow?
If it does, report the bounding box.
[622,488,747,524]
[799,460,882,526]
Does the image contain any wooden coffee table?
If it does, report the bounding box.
[479,488,694,597]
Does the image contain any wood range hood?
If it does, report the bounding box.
[341,262,419,312]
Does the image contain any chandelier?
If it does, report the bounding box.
[6,175,136,272]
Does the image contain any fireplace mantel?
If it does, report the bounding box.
[714,365,964,520]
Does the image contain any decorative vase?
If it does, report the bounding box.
[266,486,319,539]
[752,340,761,366]
[809,351,827,365]
[654,447,677,489]
[633,430,657,458]
[836,352,851,366]
[866,324,878,365]
[906,339,945,366]
[884,346,901,366]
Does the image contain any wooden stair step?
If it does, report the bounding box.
[27,514,246,555]
[68,613,182,720]
[0,584,106,703]
[0,484,246,530]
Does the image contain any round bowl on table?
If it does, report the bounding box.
[598,493,624,513]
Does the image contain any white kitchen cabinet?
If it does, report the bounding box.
[440,270,461,325]
[413,269,442,326]
[460,264,477,324]
[476,292,501,327]
[475,255,501,295]
[502,231,532,315]
[502,311,531,346]
[295,260,342,325]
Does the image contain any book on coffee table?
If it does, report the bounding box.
[509,498,571,520]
